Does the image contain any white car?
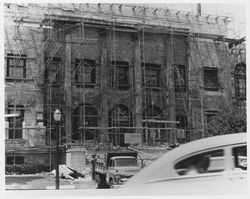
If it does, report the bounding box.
[122,133,247,195]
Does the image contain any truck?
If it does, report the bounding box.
[94,152,140,189]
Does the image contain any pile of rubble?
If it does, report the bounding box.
[51,165,86,180]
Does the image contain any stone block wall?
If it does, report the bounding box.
[4,3,234,153]
[4,5,46,149]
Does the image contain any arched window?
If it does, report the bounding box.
[234,63,246,100]
[143,105,163,120]
[72,103,98,141]
[108,104,133,146]
[108,104,132,127]
[143,105,166,143]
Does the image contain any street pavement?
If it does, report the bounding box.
[5,174,96,190]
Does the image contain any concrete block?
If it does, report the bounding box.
[66,145,87,170]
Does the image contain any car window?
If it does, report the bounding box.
[114,158,137,167]
[232,145,247,170]
[175,149,225,176]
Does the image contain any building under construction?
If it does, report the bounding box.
[4,3,246,172]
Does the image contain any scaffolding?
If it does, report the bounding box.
[4,3,245,158]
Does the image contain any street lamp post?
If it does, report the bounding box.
[53,109,61,190]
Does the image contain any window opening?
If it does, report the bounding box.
[175,149,225,176]
[111,60,129,90]
[72,104,98,141]
[232,145,247,170]
[204,67,219,91]
[234,63,246,100]
[7,105,24,139]
[108,104,132,146]
[6,54,27,79]
[142,63,161,88]
[75,59,96,87]
[45,57,61,86]
[174,65,186,92]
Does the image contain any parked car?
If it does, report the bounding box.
[122,133,247,195]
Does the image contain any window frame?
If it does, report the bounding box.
[204,67,219,91]
[142,63,161,88]
[6,54,27,79]
[44,57,62,86]
[75,59,96,88]
[232,144,247,171]
[110,60,130,90]
[7,105,24,139]
[174,148,226,176]
[234,63,246,100]
[174,64,186,92]
[72,104,98,140]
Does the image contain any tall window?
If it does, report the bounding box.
[108,104,132,146]
[72,104,98,140]
[108,104,132,127]
[234,63,246,100]
[142,63,161,88]
[176,115,187,129]
[44,57,61,86]
[7,105,24,139]
[75,59,96,88]
[6,54,27,79]
[110,61,129,90]
[174,65,186,92]
[143,105,165,143]
[204,67,219,91]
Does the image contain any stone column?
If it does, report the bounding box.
[99,32,109,143]
[167,36,176,145]
[65,34,72,143]
[134,32,143,145]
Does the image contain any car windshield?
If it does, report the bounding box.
[114,158,137,167]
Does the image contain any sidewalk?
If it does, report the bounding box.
[5,173,96,190]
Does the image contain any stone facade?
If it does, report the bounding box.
[4,3,239,172]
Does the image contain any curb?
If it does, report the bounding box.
[46,185,76,190]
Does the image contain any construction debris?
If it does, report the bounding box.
[51,165,85,180]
